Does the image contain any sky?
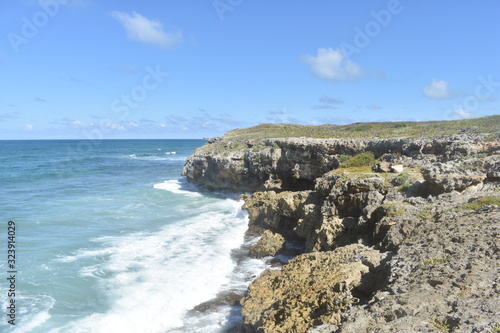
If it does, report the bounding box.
[0,0,499,139]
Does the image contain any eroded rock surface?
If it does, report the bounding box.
[249,230,285,258]
[183,132,500,333]
[241,244,388,333]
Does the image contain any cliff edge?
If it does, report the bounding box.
[182,116,500,332]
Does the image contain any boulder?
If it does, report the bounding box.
[390,164,404,173]
[484,155,500,180]
[421,160,486,194]
[249,230,285,258]
[241,244,388,333]
[372,162,391,173]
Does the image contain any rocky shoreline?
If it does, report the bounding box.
[182,125,500,332]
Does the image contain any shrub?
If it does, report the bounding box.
[461,196,500,210]
[341,152,376,168]
[338,154,350,163]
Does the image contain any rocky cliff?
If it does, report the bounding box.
[182,119,500,333]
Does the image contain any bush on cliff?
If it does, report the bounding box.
[340,152,377,168]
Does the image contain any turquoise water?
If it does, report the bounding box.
[0,140,264,333]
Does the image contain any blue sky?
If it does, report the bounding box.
[1,0,499,139]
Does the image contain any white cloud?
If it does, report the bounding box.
[449,108,476,119]
[422,79,452,99]
[268,107,286,115]
[303,48,363,81]
[164,111,245,132]
[0,111,21,121]
[110,11,182,48]
[25,124,33,130]
[319,95,343,104]
[311,104,338,110]
[367,104,382,110]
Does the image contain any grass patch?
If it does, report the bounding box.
[398,183,411,193]
[431,317,451,331]
[340,152,376,168]
[458,289,470,297]
[430,316,460,332]
[382,202,411,217]
[395,172,413,193]
[397,171,410,183]
[387,208,406,217]
[338,154,350,163]
[422,255,451,266]
[222,115,500,140]
[461,197,500,210]
[334,165,373,174]
[417,207,434,221]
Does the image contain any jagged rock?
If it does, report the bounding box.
[373,162,391,173]
[370,203,419,251]
[191,292,244,313]
[331,176,385,219]
[249,230,285,258]
[182,128,500,332]
[390,164,404,173]
[182,134,486,192]
[241,244,388,333]
[421,160,486,194]
[242,190,316,236]
[484,155,500,179]
[338,206,500,333]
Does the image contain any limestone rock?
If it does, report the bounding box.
[372,162,391,173]
[242,190,317,236]
[421,160,486,194]
[249,230,285,258]
[390,164,404,173]
[182,134,486,192]
[181,129,500,332]
[338,206,500,333]
[370,203,419,251]
[484,155,500,179]
[241,244,388,333]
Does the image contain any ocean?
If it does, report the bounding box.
[0,139,266,333]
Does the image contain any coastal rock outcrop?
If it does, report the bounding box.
[421,159,486,194]
[249,230,285,258]
[241,244,389,333]
[182,135,486,193]
[183,123,500,333]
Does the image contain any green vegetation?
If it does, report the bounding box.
[395,171,413,193]
[430,316,460,332]
[417,207,434,221]
[222,115,500,140]
[340,152,376,168]
[422,255,451,266]
[386,208,406,217]
[458,289,470,297]
[333,166,374,176]
[431,317,452,331]
[396,171,410,184]
[382,202,412,217]
[461,196,500,210]
[338,154,350,163]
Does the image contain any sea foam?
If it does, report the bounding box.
[153,179,202,197]
[49,199,248,333]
